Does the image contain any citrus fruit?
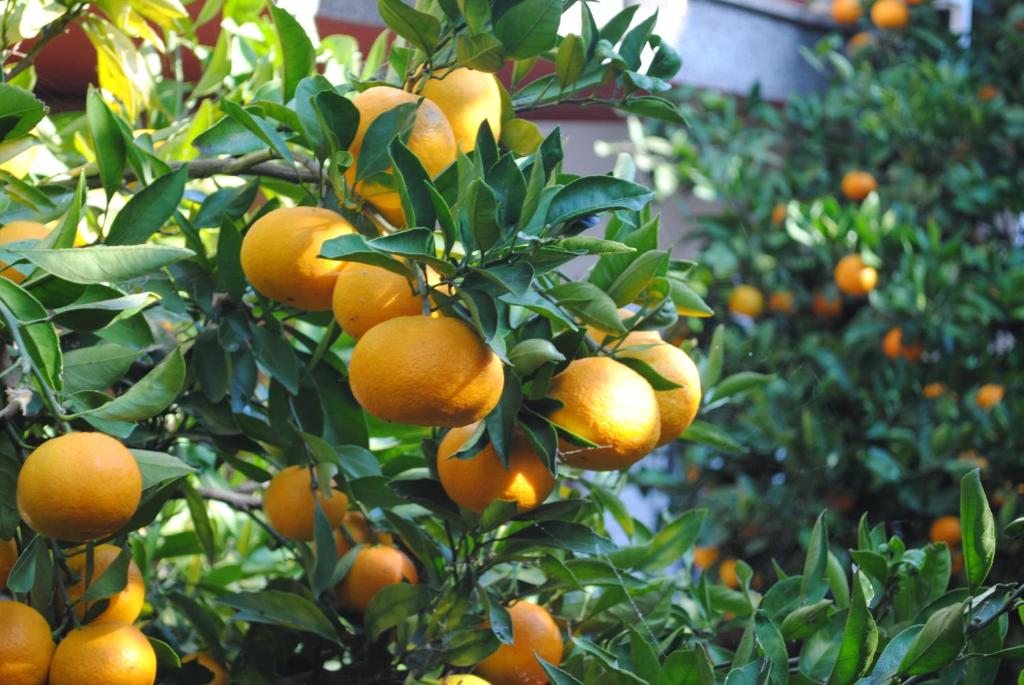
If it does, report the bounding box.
[349,315,504,427]
[0,537,17,590]
[618,332,702,446]
[811,292,842,319]
[840,171,877,201]
[239,206,356,312]
[17,432,142,542]
[66,544,145,624]
[923,382,946,399]
[693,545,720,570]
[476,601,564,685]
[0,601,54,685]
[0,220,50,283]
[182,653,228,685]
[442,676,492,685]
[263,465,349,541]
[871,0,909,28]
[768,291,795,314]
[437,422,556,514]
[719,558,740,589]
[882,327,922,361]
[771,203,786,225]
[728,285,764,318]
[336,544,418,613]
[975,383,1004,409]
[834,254,878,296]
[49,622,156,685]
[929,516,961,546]
[548,356,661,471]
[978,84,1000,101]
[346,87,456,227]
[332,264,446,338]
[334,511,373,557]
[420,68,503,152]
[847,31,876,53]
[832,0,863,23]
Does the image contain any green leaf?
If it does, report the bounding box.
[826,572,878,685]
[130,449,195,489]
[714,372,774,400]
[606,250,668,306]
[311,500,339,596]
[484,592,514,644]
[616,357,683,391]
[494,0,561,59]
[377,0,441,53]
[546,176,655,226]
[193,116,264,156]
[702,324,725,387]
[458,0,491,33]
[49,289,157,332]
[781,599,835,641]
[10,244,194,284]
[898,601,965,675]
[5,535,46,594]
[617,96,687,124]
[219,100,292,163]
[106,165,189,245]
[551,236,635,255]
[681,420,745,453]
[80,545,133,604]
[62,343,142,394]
[556,34,587,88]
[960,469,995,589]
[801,512,829,602]
[509,339,564,375]
[250,323,300,395]
[539,657,584,685]
[547,281,624,333]
[182,480,216,564]
[466,179,502,252]
[74,347,185,421]
[364,583,431,641]
[455,32,506,72]
[389,137,436,229]
[0,85,45,142]
[855,624,923,684]
[87,89,127,199]
[501,118,543,155]
[355,100,418,182]
[193,31,231,97]
[313,90,360,157]
[0,278,61,390]
[217,590,339,643]
[269,4,315,103]
[507,521,615,555]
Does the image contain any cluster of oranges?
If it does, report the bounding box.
[832,0,912,30]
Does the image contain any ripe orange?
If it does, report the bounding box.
[336,544,418,613]
[692,545,720,570]
[1,537,17,590]
[437,422,556,514]
[547,356,661,471]
[841,171,877,201]
[834,254,878,296]
[847,31,876,53]
[420,68,503,152]
[0,220,50,283]
[618,332,702,446]
[950,550,964,575]
[882,327,922,361]
[728,285,765,318]
[182,652,228,685]
[975,384,1004,410]
[66,544,145,624]
[719,558,740,589]
[978,84,1000,101]
[17,432,142,542]
[871,0,909,28]
[923,382,946,399]
[331,264,426,338]
[832,0,863,23]
[442,676,492,685]
[811,292,842,319]
[263,465,349,541]
[929,516,961,547]
[49,622,156,685]
[768,291,795,314]
[0,602,54,685]
[476,601,564,685]
[334,511,373,557]
[349,316,504,427]
[771,203,787,225]
[346,87,457,227]
[239,206,356,312]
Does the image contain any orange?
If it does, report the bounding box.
[618,332,702,446]
[442,676,492,685]
[182,653,228,685]
[0,220,50,283]
[0,537,17,590]
[692,545,720,570]
[334,511,373,557]
[49,622,156,685]
[346,87,457,227]
[957,450,989,470]
[263,465,349,541]
[332,264,425,338]
[834,254,878,296]
[811,292,842,319]
[847,31,876,53]
[719,558,740,589]
[832,0,863,23]
[768,291,795,314]
[771,203,787,225]
[950,550,964,575]
[841,171,877,201]
[66,544,145,624]
[476,601,564,685]
[978,84,1000,101]
[871,0,909,28]
[240,206,356,312]
[420,68,503,152]
[975,384,1004,409]
[349,316,504,427]
[548,357,661,471]
[923,382,946,399]
[929,516,961,547]
[882,327,922,361]
[728,285,764,318]
[17,432,142,542]
[437,423,555,514]
[336,544,418,613]
[0,602,54,685]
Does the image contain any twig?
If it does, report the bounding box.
[195,486,261,511]
[5,3,86,81]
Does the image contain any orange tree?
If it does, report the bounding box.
[632,0,1024,588]
[1,1,1024,685]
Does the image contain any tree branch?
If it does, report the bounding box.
[5,4,86,81]
[196,486,261,511]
